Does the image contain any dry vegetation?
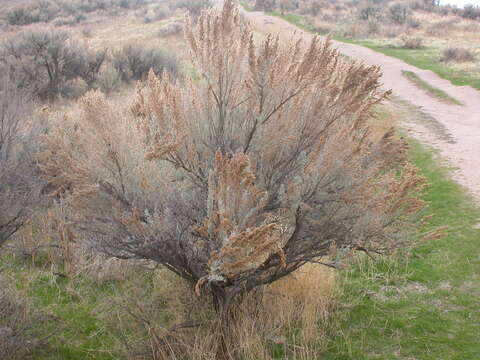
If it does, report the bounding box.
[247,0,480,84]
[0,1,433,359]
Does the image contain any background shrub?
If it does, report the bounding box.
[441,47,476,63]
[400,35,423,49]
[0,28,86,99]
[254,0,277,11]
[388,2,411,24]
[95,64,123,93]
[169,0,213,18]
[113,44,180,81]
[0,28,111,100]
[157,21,184,37]
[461,4,480,20]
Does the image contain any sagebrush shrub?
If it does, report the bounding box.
[400,35,423,49]
[388,2,410,24]
[41,1,425,356]
[441,47,476,63]
[113,44,180,81]
[0,76,41,247]
[0,28,87,99]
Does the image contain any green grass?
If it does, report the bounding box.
[264,11,480,91]
[323,138,480,359]
[1,257,119,360]
[402,70,463,105]
[343,40,480,91]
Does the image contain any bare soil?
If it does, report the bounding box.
[245,10,480,201]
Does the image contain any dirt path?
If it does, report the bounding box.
[245,10,480,201]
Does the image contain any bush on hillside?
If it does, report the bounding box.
[400,35,423,49]
[254,0,277,11]
[0,29,87,99]
[388,2,410,24]
[461,4,480,20]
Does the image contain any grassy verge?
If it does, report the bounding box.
[263,10,480,91]
[343,39,480,91]
[323,134,480,359]
[402,70,463,105]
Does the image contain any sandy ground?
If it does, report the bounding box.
[245,10,480,202]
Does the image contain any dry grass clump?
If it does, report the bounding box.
[101,264,336,360]
[246,0,480,42]
[441,47,476,63]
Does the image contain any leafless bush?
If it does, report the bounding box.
[0,277,45,359]
[400,35,423,49]
[0,76,42,247]
[113,44,180,81]
[40,2,425,356]
[441,47,476,63]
